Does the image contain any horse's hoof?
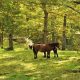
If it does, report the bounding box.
[44,56,46,58]
[34,57,37,59]
[47,56,50,58]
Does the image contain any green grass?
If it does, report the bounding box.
[0,47,80,80]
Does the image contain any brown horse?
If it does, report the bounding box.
[29,43,59,59]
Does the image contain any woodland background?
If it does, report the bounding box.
[0,0,80,50]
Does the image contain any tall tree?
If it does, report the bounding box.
[62,14,67,50]
[40,1,48,43]
[1,0,20,50]
[0,22,3,48]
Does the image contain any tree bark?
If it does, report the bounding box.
[73,1,80,4]
[51,16,57,43]
[0,24,3,48]
[52,32,57,43]
[62,14,66,50]
[0,32,3,48]
[65,5,80,14]
[41,3,48,43]
[8,33,13,50]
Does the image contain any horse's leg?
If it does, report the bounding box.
[47,51,50,58]
[33,48,38,59]
[54,48,58,57]
[53,51,56,58]
[44,52,46,58]
[34,52,38,59]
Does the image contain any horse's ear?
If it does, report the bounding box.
[29,45,33,49]
[57,43,59,48]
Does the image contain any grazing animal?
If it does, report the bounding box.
[29,43,59,59]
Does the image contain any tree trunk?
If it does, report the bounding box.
[8,33,13,50]
[52,32,57,43]
[41,3,48,43]
[51,16,57,43]
[73,1,80,4]
[0,32,3,48]
[0,33,2,48]
[0,24,3,48]
[62,14,67,50]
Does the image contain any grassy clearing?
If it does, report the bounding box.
[0,48,80,80]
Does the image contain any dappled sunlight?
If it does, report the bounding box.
[57,60,69,65]
[55,57,79,67]
[0,63,24,74]
[0,49,80,80]
[61,74,68,78]
[0,60,19,66]
[0,0,80,79]
[0,54,13,59]
[14,48,25,52]
[20,62,37,71]
[26,71,41,76]
[0,76,7,80]
[69,57,79,61]
[61,73,80,80]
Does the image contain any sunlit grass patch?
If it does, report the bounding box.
[20,62,37,71]
[14,48,25,52]
[6,73,32,80]
[61,73,80,80]
[0,76,7,80]
[0,49,80,80]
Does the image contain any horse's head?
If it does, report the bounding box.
[49,42,59,49]
[29,45,33,49]
[25,38,34,48]
[55,43,59,48]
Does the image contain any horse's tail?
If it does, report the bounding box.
[29,45,33,49]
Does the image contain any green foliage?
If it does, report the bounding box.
[0,0,80,49]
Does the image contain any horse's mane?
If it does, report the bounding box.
[29,45,33,49]
[49,42,59,47]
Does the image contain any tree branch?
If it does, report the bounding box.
[65,5,80,14]
[73,1,80,4]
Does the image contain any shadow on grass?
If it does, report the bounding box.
[0,49,80,80]
[0,57,17,64]
[0,64,24,75]
[6,73,32,80]
[0,63,33,80]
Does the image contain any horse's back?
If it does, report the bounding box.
[33,44,52,52]
[33,44,40,51]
